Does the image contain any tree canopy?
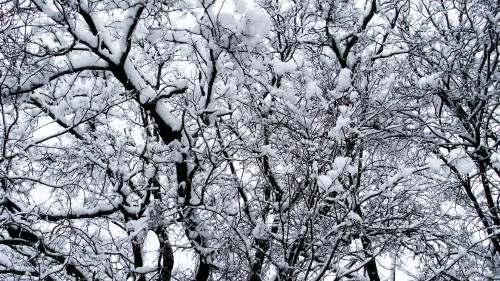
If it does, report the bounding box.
[0,0,498,280]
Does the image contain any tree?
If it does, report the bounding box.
[391,0,499,278]
[0,0,498,280]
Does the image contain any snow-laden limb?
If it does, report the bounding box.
[39,204,120,221]
[10,59,109,95]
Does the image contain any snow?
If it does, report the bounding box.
[448,148,475,174]
[233,0,247,13]
[144,166,156,178]
[427,157,442,173]
[317,175,333,191]
[337,68,352,91]
[68,54,108,70]
[147,30,163,44]
[252,220,268,239]
[223,204,239,216]
[103,145,114,155]
[333,157,350,171]
[312,161,319,174]
[491,152,500,170]
[135,266,157,274]
[126,217,149,237]
[33,0,64,23]
[123,61,157,103]
[218,13,238,29]
[326,169,339,179]
[400,167,415,177]
[333,116,351,132]
[384,73,396,87]
[418,73,442,89]
[270,59,296,75]
[155,103,182,131]
[278,1,295,13]
[453,158,475,174]
[338,105,348,114]
[347,211,362,222]
[305,81,318,99]
[261,145,278,158]
[244,9,270,36]
[349,91,359,101]
[189,198,200,205]
[381,165,419,189]
[448,148,463,161]
[457,246,467,256]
